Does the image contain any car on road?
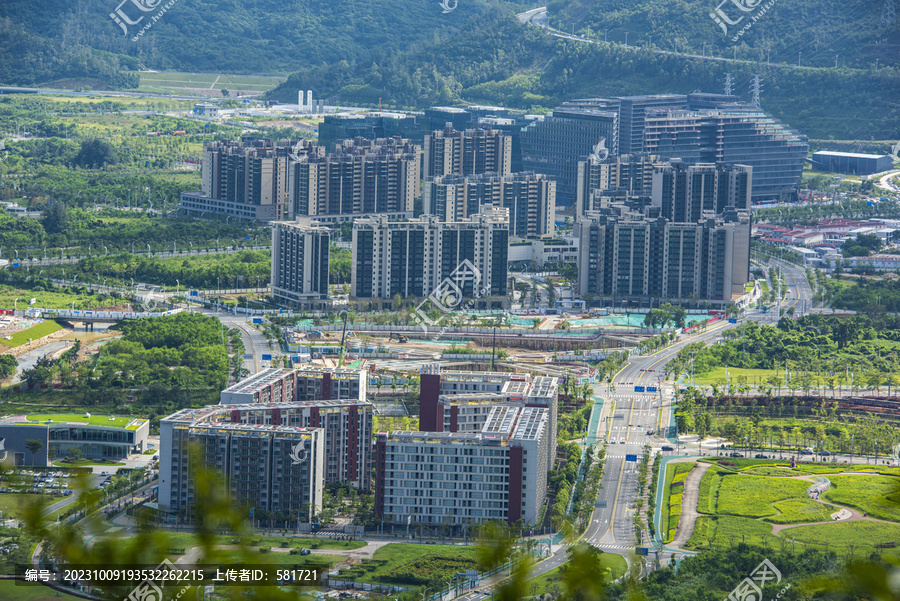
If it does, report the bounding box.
[754,454,767,459]
[730,452,743,458]
[646,430,654,435]
[299,549,311,556]
[818,451,831,457]
[800,448,814,455]
[661,445,674,451]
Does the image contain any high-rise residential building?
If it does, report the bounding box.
[219,368,297,405]
[294,366,368,403]
[159,406,325,520]
[423,172,555,238]
[643,109,808,203]
[651,161,752,222]
[270,217,331,307]
[417,366,558,465]
[424,126,513,178]
[351,207,509,302]
[213,400,373,490]
[424,107,474,133]
[575,207,751,306]
[576,153,660,218]
[181,139,301,221]
[520,109,618,205]
[289,137,420,222]
[374,405,550,527]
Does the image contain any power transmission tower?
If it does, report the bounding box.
[882,0,896,27]
[750,74,762,108]
[724,73,733,96]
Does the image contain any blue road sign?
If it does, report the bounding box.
[646,386,657,392]
[636,547,649,556]
[11,263,18,268]
[634,385,645,392]
[625,454,638,462]
[252,318,262,324]
[728,318,737,323]
[190,290,199,297]
[261,354,272,361]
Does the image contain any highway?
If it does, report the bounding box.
[523,258,817,583]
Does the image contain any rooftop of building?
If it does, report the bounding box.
[812,151,891,160]
[2,413,147,431]
[221,368,292,395]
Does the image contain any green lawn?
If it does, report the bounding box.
[162,532,365,551]
[333,543,480,587]
[25,413,133,428]
[685,515,782,549]
[692,367,779,386]
[785,521,900,558]
[0,288,83,312]
[767,499,833,524]
[3,320,62,348]
[824,475,900,522]
[0,580,85,600]
[661,462,695,542]
[525,554,628,596]
[54,459,126,467]
[716,475,810,519]
[0,493,52,518]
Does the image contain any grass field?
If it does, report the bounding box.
[784,521,900,557]
[0,493,50,518]
[24,413,133,428]
[685,515,782,549]
[691,367,779,386]
[0,288,83,311]
[824,475,900,522]
[717,475,810,519]
[0,580,84,600]
[333,543,480,587]
[162,532,366,551]
[524,554,628,595]
[3,320,63,348]
[661,462,695,542]
[137,72,286,93]
[767,499,833,524]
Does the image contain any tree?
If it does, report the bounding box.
[25,439,44,465]
[42,201,69,234]
[221,89,230,97]
[75,138,118,168]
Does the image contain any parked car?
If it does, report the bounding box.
[661,445,674,451]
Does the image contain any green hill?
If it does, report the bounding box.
[269,8,899,141]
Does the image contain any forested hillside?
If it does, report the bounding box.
[270,9,899,141]
[548,0,896,70]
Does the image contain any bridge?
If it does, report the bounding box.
[35,308,184,324]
